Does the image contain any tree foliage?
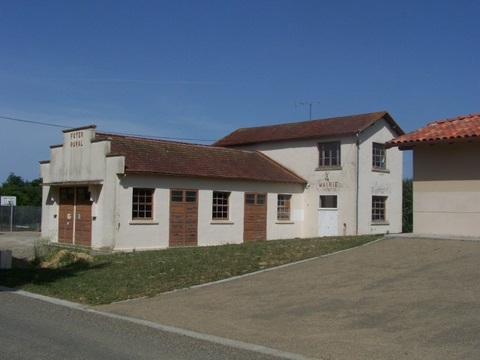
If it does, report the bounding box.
[0,173,42,206]
[402,178,413,233]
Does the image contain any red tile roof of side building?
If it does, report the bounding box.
[213,111,404,147]
[95,133,307,184]
[386,113,480,149]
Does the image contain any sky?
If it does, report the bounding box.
[1,0,479,182]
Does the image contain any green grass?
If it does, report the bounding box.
[0,235,381,305]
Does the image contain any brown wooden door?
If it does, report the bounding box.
[74,187,92,246]
[169,190,198,247]
[59,188,75,244]
[244,193,267,242]
[58,187,92,246]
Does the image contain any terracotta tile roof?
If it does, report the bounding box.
[95,133,306,184]
[213,111,404,147]
[386,113,480,149]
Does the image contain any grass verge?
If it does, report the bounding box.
[0,235,381,305]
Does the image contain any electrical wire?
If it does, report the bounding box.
[0,115,215,143]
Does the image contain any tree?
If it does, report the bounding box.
[0,173,42,206]
[402,178,413,233]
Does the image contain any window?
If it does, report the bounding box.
[60,188,75,201]
[171,190,197,203]
[277,194,291,220]
[372,196,387,222]
[320,195,338,209]
[318,142,341,167]
[132,188,153,219]
[245,193,266,205]
[372,143,386,170]
[212,192,230,220]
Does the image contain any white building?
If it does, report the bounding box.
[40,111,404,250]
[215,110,404,238]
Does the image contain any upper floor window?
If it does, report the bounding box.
[372,143,387,170]
[277,194,291,220]
[318,142,341,168]
[212,191,230,220]
[132,188,153,220]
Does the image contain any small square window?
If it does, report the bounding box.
[320,195,337,209]
[318,142,341,167]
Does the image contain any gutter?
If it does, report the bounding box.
[355,133,360,235]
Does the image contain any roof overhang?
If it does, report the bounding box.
[41,180,104,186]
[120,171,307,185]
[387,136,480,150]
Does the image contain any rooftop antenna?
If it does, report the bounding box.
[296,101,320,120]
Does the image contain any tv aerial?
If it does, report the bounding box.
[296,100,320,120]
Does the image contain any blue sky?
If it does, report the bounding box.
[1,0,479,182]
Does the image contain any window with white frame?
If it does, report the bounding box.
[277,194,291,220]
[318,141,341,168]
[372,196,387,222]
[132,188,153,220]
[372,143,387,170]
[212,191,230,220]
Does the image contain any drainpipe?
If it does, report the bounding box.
[355,133,360,235]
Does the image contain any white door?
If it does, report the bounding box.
[318,195,338,237]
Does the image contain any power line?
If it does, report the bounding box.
[0,114,215,143]
[0,115,69,128]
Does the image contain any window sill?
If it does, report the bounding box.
[129,220,159,225]
[372,167,390,174]
[275,220,294,224]
[316,166,342,171]
[371,221,390,226]
[210,220,234,225]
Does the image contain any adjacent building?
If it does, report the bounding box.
[40,111,404,250]
[386,113,480,238]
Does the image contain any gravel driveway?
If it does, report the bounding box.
[95,237,480,360]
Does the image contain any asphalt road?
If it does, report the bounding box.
[0,290,294,360]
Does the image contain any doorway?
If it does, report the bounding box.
[244,193,267,242]
[318,195,338,237]
[169,189,198,247]
[58,187,92,246]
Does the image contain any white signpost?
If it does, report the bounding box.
[1,196,17,232]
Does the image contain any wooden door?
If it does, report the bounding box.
[58,188,75,244]
[58,187,92,246]
[244,193,267,242]
[74,187,92,246]
[169,190,198,247]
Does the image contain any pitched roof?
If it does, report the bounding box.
[386,113,480,149]
[213,111,404,147]
[95,133,306,184]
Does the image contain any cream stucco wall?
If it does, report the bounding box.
[113,175,304,250]
[40,126,305,250]
[40,120,403,251]
[357,119,403,234]
[413,141,480,237]
[230,117,403,236]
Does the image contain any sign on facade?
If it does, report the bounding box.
[0,196,17,206]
